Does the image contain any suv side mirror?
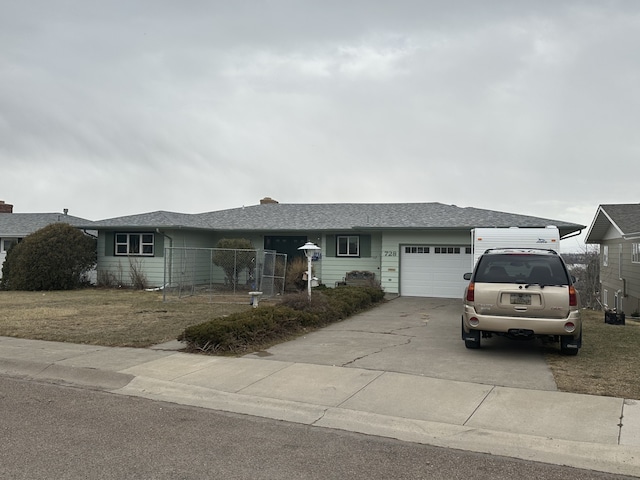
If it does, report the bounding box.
[463,272,472,280]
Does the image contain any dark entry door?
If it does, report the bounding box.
[264,236,307,260]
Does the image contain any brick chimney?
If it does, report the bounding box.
[260,197,279,205]
[0,201,13,213]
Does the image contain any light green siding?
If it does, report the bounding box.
[320,233,382,287]
[96,228,472,295]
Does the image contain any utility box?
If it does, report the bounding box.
[471,226,560,269]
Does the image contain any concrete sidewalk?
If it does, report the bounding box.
[0,334,639,477]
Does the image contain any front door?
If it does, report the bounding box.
[264,236,308,260]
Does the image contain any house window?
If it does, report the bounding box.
[337,235,359,257]
[1,238,18,253]
[603,245,609,266]
[115,233,154,256]
[633,243,640,263]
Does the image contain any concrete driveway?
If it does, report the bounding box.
[244,296,558,391]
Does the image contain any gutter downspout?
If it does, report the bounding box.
[157,229,173,296]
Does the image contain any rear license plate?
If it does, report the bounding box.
[511,293,531,305]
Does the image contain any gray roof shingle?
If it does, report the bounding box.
[0,213,95,237]
[88,202,585,237]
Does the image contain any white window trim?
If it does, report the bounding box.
[337,235,359,257]
[633,243,640,263]
[115,233,154,256]
[603,245,609,266]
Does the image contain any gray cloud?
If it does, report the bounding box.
[1,1,638,250]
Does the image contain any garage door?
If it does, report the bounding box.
[400,246,472,298]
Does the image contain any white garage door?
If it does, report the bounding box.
[400,245,472,298]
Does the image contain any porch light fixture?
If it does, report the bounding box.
[298,241,321,301]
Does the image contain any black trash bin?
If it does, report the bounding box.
[604,310,625,325]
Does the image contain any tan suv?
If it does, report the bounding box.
[462,248,582,355]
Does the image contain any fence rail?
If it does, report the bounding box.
[162,247,286,302]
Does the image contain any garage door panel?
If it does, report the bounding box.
[400,246,471,298]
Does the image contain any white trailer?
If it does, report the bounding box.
[471,226,560,268]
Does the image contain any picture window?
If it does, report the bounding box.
[115,233,154,256]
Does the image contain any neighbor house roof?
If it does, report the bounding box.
[86,202,585,238]
[0,213,95,237]
[586,204,640,242]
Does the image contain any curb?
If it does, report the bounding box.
[0,358,134,391]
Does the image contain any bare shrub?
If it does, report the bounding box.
[129,257,148,290]
[285,256,311,292]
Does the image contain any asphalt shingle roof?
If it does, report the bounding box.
[87,202,585,237]
[586,204,640,242]
[0,213,95,237]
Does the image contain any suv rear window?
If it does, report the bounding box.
[474,254,569,285]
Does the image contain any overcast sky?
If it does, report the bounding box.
[1,1,638,251]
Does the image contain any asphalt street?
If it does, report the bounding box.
[1,376,633,480]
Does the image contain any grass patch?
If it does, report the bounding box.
[1,289,638,400]
[0,289,252,347]
[545,309,640,399]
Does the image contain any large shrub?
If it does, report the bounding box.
[0,223,97,291]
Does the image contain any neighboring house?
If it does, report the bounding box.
[586,203,640,314]
[0,201,95,279]
[83,198,585,299]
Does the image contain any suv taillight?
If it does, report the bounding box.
[466,282,475,302]
[569,285,577,307]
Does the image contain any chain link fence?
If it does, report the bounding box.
[162,247,286,302]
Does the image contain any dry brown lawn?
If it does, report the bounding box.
[0,288,253,347]
[1,289,638,399]
[544,309,640,400]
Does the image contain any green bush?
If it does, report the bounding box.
[179,286,385,353]
[0,223,96,291]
